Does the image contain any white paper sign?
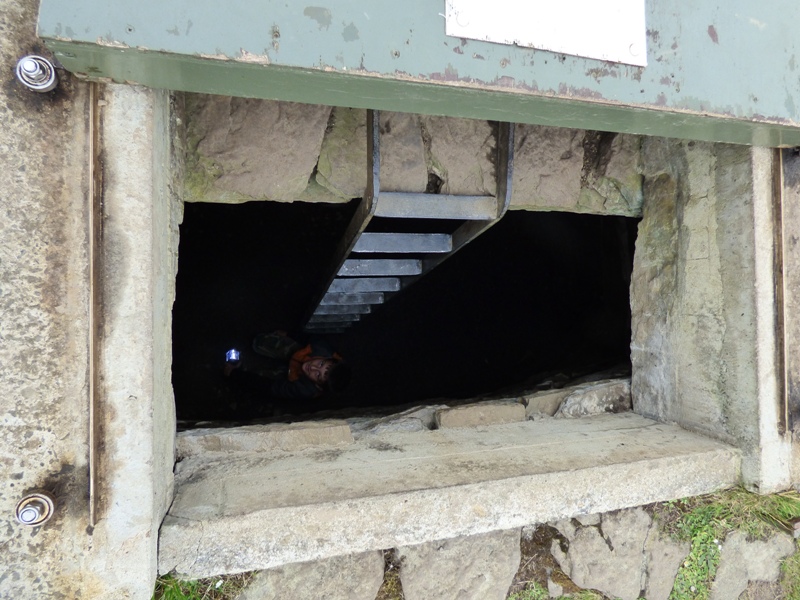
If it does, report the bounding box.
[445,0,647,66]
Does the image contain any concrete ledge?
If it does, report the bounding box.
[435,401,526,428]
[158,413,740,578]
[176,420,354,458]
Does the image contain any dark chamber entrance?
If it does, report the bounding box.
[172,200,637,424]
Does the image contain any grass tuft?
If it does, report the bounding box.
[782,552,800,600]
[152,573,254,600]
[657,487,800,600]
[507,582,619,600]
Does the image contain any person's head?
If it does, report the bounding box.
[302,358,334,385]
[301,358,351,392]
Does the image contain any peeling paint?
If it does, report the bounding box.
[342,22,358,42]
[198,53,229,61]
[95,37,129,49]
[586,67,619,82]
[237,50,270,65]
[304,6,332,30]
[272,25,280,52]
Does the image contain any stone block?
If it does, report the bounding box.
[510,124,584,212]
[349,405,447,438]
[176,420,354,458]
[552,506,689,600]
[644,529,690,600]
[554,378,632,419]
[188,95,332,202]
[236,551,384,600]
[551,507,653,600]
[435,401,526,428]
[522,389,570,418]
[421,115,495,195]
[379,111,429,193]
[396,529,521,600]
[709,531,796,600]
[316,107,368,198]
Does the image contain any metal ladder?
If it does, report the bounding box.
[303,110,514,334]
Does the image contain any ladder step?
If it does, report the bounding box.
[314,304,372,315]
[338,259,422,277]
[304,323,351,332]
[374,192,498,220]
[328,277,401,293]
[321,292,385,305]
[308,314,362,323]
[353,233,452,254]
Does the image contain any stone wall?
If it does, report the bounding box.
[184,96,643,217]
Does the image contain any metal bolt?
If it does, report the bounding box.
[15,55,58,92]
[15,491,56,526]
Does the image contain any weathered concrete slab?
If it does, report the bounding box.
[1,3,94,595]
[631,140,791,491]
[159,413,739,578]
[236,550,384,600]
[435,401,526,428]
[397,529,521,600]
[177,420,354,459]
[0,58,179,599]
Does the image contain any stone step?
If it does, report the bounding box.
[176,420,354,459]
[373,192,498,220]
[159,413,740,579]
[352,232,453,253]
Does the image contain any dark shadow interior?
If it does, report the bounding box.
[172,200,637,425]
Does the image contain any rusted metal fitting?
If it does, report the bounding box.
[15,55,58,92]
[15,491,57,526]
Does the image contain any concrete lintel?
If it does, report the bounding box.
[158,414,739,577]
